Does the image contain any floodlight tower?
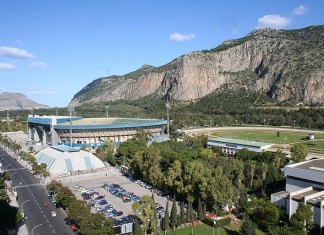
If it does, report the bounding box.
[68,105,74,147]
[166,102,171,138]
[105,105,109,118]
[6,110,10,128]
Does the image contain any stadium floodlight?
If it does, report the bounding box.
[166,102,171,138]
[68,105,74,147]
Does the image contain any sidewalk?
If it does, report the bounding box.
[7,188,30,235]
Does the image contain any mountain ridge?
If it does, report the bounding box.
[70,25,324,106]
[0,92,49,111]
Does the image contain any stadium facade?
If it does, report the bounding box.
[27,115,167,148]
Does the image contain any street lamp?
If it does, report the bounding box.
[32,223,42,235]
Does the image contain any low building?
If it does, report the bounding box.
[271,159,324,234]
[35,145,106,177]
[207,137,273,155]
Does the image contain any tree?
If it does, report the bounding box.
[186,200,193,223]
[180,201,186,225]
[79,213,114,235]
[290,202,313,234]
[291,143,309,163]
[170,196,177,230]
[248,161,256,189]
[132,195,157,235]
[240,217,256,235]
[260,163,268,196]
[134,219,144,235]
[255,200,280,229]
[202,202,206,218]
[55,186,76,209]
[267,225,292,235]
[0,189,10,203]
[46,180,63,193]
[197,198,203,221]
[151,193,157,231]
[163,200,170,231]
[67,200,91,225]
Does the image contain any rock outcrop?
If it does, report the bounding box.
[70,25,324,106]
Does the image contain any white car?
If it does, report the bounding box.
[51,211,56,217]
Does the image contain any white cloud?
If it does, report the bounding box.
[258,15,291,29]
[293,5,308,15]
[0,63,16,70]
[0,46,34,59]
[29,62,48,69]
[169,33,195,42]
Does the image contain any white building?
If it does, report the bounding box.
[271,159,324,234]
[35,145,106,177]
[207,137,273,155]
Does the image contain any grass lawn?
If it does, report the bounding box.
[210,130,324,145]
[161,221,265,235]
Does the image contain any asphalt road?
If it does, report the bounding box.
[0,147,73,235]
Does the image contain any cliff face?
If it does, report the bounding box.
[70,25,324,106]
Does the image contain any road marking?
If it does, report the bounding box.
[53,229,55,234]
[47,219,49,223]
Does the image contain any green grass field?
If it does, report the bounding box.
[210,130,324,145]
[160,221,265,235]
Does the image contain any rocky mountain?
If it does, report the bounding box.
[0,93,48,111]
[70,25,324,106]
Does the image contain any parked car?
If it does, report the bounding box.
[99,199,107,205]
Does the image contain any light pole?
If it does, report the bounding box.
[32,223,42,235]
[6,164,11,171]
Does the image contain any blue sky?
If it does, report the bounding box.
[0,1,323,107]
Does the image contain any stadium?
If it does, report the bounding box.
[27,115,167,148]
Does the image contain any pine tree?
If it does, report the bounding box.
[180,201,186,225]
[134,219,144,235]
[177,215,182,227]
[163,200,170,231]
[186,201,193,223]
[198,198,203,221]
[202,202,206,218]
[193,211,197,221]
[170,196,177,230]
[240,217,256,235]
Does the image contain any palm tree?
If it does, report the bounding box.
[261,163,268,196]
[249,161,256,189]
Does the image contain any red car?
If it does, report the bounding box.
[43,202,48,207]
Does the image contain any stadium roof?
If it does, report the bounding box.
[54,118,167,130]
[208,137,273,148]
[35,145,105,176]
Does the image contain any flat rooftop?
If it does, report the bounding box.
[293,159,324,173]
[208,137,273,148]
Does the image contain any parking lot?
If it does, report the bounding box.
[64,173,177,218]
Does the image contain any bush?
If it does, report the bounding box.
[203,217,231,227]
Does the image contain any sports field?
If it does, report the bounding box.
[210,129,324,145]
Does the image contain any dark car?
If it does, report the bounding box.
[115,211,123,217]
